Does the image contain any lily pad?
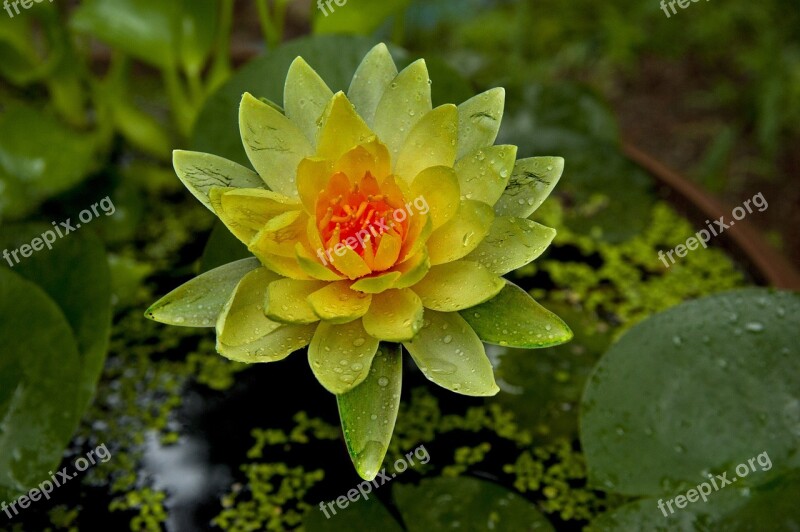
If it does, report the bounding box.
[580,288,800,497]
[394,476,554,531]
[304,496,403,531]
[0,224,111,413]
[0,269,82,501]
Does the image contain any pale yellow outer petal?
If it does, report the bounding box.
[395,104,458,183]
[265,278,328,324]
[308,319,379,394]
[284,57,334,146]
[173,150,264,211]
[403,310,499,396]
[307,281,372,324]
[216,268,283,347]
[239,92,312,197]
[455,145,517,205]
[426,200,495,265]
[464,217,556,275]
[348,43,398,127]
[456,88,505,160]
[412,261,504,311]
[362,288,424,342]
[372,59,432,166]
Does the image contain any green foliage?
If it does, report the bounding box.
[581,289,800,527]
[0,270,83,501]
[394,476,555,531]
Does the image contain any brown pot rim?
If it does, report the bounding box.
[622,141,800,291]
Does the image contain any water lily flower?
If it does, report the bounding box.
[146,43,572,480]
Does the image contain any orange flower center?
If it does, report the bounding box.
[316,171,408,261]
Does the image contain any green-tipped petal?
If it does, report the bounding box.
[350,271,402,293]
[494,157,564,218]
[216,267,283,346]
[348,43,398,128]
[145,258,260,327]
[404,310,498,396]
[464,217,556,275]
[460,281,572,348]
[249,210,307,258]
[173,150,264,211]
[316,92,374,162]
[308,319,380,394]
[454,145,517,206]
[337,342,402,480]
[217,323,317,363]
[295,243,345,281]
[426,200,495,265]
[307,281,372,324]
[456,88,505,160]
[395,104,458,182]
[412,261,504,312]
[239,92,312,197]
[410,166,460,230]
[284,57,334,145]
[392,248,431,289]
[362,289,424,342]
[373,59,432,164]
[265,279,327,324]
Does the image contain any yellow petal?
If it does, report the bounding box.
[412,261,504,311]
[265,278,327,324]
[410,166,460,230]
[373,59,432,165]
[249,210,308,258]
[330,245,372,280]
[392,248,431,289]
[216,268,283,347]
[297,157,333,214]
[373,229,402,271]
[256,253,313,280]
[456,88,505,160]
[426,200,495,265]
[395,104,458,183]
[316,92,375,162]
[307,281,372,324]
[219,188,301,231]
[217,323,317,363]
[296,243,345,281]
[362,288,423,341]
[239,92,312,197]
[308,319,379,394]
[454,145,517,206]
[284,57,334,145]
[348,43,398,127]
[350,271,402,294]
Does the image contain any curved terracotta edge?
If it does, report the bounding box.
[621,141,800,291]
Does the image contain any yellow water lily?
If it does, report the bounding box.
[146,43,571,480]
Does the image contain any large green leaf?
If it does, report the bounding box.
[0,103,97,220]
[0,224,111,413]
[580,288,800,497]
[394,476,554,531]
[0,269,82,501]
[337,343,402,480]
[304,496,403,531]
[589,472,800,531]
[313,0,411,35]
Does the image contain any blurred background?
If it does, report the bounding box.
[0,0,798,531]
